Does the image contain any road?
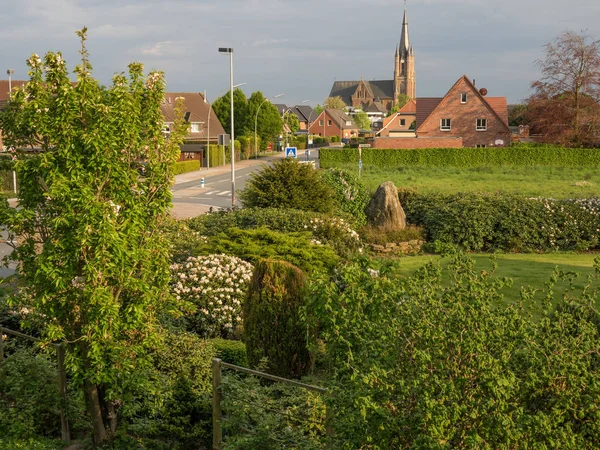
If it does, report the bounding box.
[171,150,319,210]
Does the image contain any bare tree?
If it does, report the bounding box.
[527,30,600,146]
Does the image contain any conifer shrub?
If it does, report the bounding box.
[243,259,311,378]
[239,158,335,213]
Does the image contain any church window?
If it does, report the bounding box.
[461,93,468,103]
[440,118,451,131]
[476,119,487,131]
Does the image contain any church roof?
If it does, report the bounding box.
[365,102,388,113]
[329,80,394,106]
[399,6,411,56]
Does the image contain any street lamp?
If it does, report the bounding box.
[255,93,284,160]
[218,47,236,206]
[7,69,16,194]
[205,82,246,171]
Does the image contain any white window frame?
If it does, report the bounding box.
[440,118,451,131]
[190,122,201,133]
[328,120,332,126]
[476,118,488,131]
[346,120,352,126]
[319,120,323,126]
[461,93,468,103]
[400,118,406,126]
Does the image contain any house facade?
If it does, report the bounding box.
[308,109,359,139]
[328,5,415,112]
[377,99,417,137]
[415,76,511,148]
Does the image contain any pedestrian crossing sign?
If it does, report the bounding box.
[285,147,297,158]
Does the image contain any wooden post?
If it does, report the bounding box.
[0,327,4,362]
[57,344,71,442]
[326,402,334,440]
[212,358,223,450]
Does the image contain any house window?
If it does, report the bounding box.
[440,118,451,131]
[319,120,323,126]
[400,119,406,126]
[476,119,488,131]
[476,144,487,148]
[184,152,195,159]
[461,93,468,103]
[328,120,332,126]
[346,120,352,126]
[190,123,201,133]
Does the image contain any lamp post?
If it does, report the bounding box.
[218,47,236,206]
[255,93,284,160]
[7,69,16,194]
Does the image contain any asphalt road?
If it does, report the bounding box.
[171,150,319,209]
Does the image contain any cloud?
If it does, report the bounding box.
[250,38,290,48]
[141,41,193,58]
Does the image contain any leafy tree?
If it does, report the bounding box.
[527,30,600,146]
[313,104,324,117]
[247,92,282,151]
[353,110,371,130]
[239,158,335,213]
[396,93,411,109]
[0,29,187,446]
[283,111,300,133]
[323,96,346,110]
[212,88,250,136]
[508,103,529,126]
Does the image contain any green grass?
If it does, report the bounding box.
[342,164,600,198]
[392,253,600,306]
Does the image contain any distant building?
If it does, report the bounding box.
[377,99,417,137]
[328,5,415,112]
[308,109,359,139]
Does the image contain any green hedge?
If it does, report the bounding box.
[210,338,248,367]
[206,144,225,167]
[320,144,600,168]
[404,193,600,252]
[174,160,200,174]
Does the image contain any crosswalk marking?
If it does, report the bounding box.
[217,190,231,196]
[205,190,218,195]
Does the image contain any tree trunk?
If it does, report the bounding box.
[84,381,109,446]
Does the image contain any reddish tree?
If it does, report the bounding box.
[527,30,600,146]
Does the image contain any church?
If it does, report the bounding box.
[328,4,415,112]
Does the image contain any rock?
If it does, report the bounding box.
[365,182,406,231]
[408,240,420,246]
[371,244,385,251]
[385,242,397,249]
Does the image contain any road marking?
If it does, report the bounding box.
[217,191,231,196]
[205,190,218,195]
[190,197,213,200]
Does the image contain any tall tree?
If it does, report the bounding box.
[353,110,371,130]
[527,30,600,146]
[212,88,250,136]
[396,93,411,109]
[324,96,346,110]
[0,29,187,446]
[247,92,283,149]
[284,111,300,133]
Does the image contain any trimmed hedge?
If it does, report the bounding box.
[320,144,600,169]
[210,338,248,367]
[174,160,200,174]
[404,192,600,252]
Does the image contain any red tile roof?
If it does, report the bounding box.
[416,98,443,128]
[485,97,508,126]
[160,92,225,139]
[0,80,27,101]
[398,99,417,114]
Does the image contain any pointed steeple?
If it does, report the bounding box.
[399,1,410,57]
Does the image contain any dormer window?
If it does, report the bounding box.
[461,93,468,103]
[346,120,352,126]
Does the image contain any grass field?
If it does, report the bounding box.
[334,164,600,198]
[391,253,600,306]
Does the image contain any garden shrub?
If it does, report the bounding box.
[305,255,600,448]
[173,160,200,174]
[210,338,248,367]
[0,437,64,449]
[321,168,370,227]
[359,224,424,245]
[171,254,254,339]
[239,158,335,213]
[244,259,312,378]
[320,144,600,169]
[0,347,61,439]
[404,192,600,252]
[185,208,363,259]
[189,226,339,275]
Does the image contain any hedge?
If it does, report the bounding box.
[209,338,248,367]
[173,160,200,174]
[320,144,600,168]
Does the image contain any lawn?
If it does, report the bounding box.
[391,253,600,307]
[334,163,600,198]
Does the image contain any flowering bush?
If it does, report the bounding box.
[321,168,371,227]
[171,254,254,338]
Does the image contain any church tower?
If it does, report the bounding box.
[394,3,416,102]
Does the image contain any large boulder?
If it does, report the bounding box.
[365,182,406,231]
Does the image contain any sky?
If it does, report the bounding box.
[1,0,599,106]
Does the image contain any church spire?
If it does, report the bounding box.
[399,0,410,56]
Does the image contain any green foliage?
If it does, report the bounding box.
[247,92,283,151]
[212,88,250,136]
[0,30,187,444]
[239,158,335,213]
[191,227,339,275]
[0,437,64,449]
[284,111,300,133]
[313,104,323,117]
[206,144,225,167]
[0,347,61,439]
[359,224,424,245]
[183,208,363,259]
[320,144,600,169]
[210,338,248,367]
[352,110,371,130]
[244,259,312,378]
[173,160,200,174]
[323,96,346,110]
[321,168,370,227]
[404,192,600,252]
[396,93,411,109]
[305,255,600,448]
[221,372,326,449]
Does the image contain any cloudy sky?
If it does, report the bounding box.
[1,0,599,106]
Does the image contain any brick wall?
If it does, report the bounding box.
[374,136,463,149]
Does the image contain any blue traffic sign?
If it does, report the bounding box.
[286,147,297,158]
[359,159,363,168]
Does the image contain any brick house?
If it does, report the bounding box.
[308,109,359,139]
[416,75,511,147]
[160,92,225,163]
[377,99,417,137]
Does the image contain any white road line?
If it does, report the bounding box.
[190,197,213,200]
[205,190,218,195]
[217,191,231,196]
